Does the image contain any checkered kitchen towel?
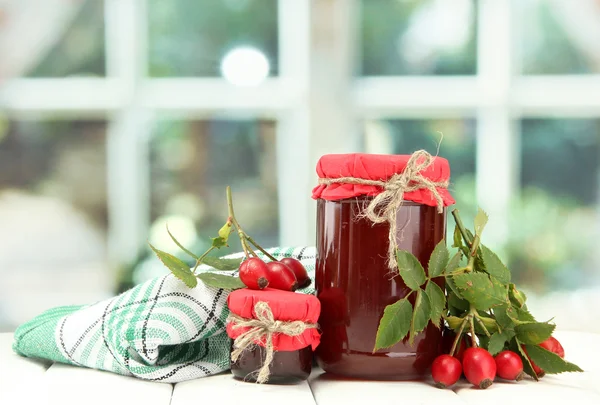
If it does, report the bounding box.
[12,247,316,383]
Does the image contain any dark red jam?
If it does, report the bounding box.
[315,198,446,380]
[231,345,313,384]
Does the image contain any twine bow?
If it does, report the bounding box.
[227,301,318,384]
[318,150,448,270]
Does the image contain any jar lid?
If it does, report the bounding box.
[312,152,455,207]
[226,288,321,351]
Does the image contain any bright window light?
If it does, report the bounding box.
[220,46,270,86]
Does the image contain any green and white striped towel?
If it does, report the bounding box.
[12,246,316,383]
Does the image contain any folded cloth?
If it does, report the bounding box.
[12,246,316,383]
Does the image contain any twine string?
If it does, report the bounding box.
[228,301,318,383]
[318,150,448,270]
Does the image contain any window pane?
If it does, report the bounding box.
[519,0,600,74]
[360,0,477,76]
[20,0,105,78]
[363,118,477,214]
[148,0,278,78]
[509,119,600,293]
[0,119,109,332]
[134,119,278,283]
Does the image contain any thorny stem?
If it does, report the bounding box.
[474,312,492,338]
[452,209,473,248]
[452,209,482,272]
[469,314,477,347]
[449,317,468,357]
[245,234,278,262]
[192,246,216,273]
[226,186,253,258]
[246,243,259,258]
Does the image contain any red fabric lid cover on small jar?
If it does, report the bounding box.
[312,153,455,206]
[226,288,321,352]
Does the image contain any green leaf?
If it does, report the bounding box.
[166,225,199,260]
[445,315,465,331]
[524,344,583,374]
[149,243,197,288]
[488,332,510,356]
[396,250,426,290]
[515,322,556,345]
[425,281,445,328]
[509,283,527,308]
[428,240,449,278]
[373,298,412,351]
[446,275,464,300]
[445,251,463,273]
[515,306,536,323]
[475,315,499,335]
[478,334,490,351]
[448,291,470,312]
[211,237,228,248]
[465,228,475,244]
[474,207,489,235]
[494,304,516,330]
[201,256,243,271]
[196,272,245,290]
[452,224,463,249]
[481,245,511,284]
[454,272,508,311]
[409,289,431,345]
[512,337,539,381]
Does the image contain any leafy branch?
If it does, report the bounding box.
[373,207,582,378]
[148,186,275,290]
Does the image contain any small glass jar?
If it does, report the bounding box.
[226,288,321,384]
[231,345,313,383]
[312,153,452,380]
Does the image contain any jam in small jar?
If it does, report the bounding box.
[226,288,321,384]
[312,152,454,380]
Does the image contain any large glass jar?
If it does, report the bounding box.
[312,153,453,380]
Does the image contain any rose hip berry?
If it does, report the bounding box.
[238,258,270,290]
[279,258,311,288]
[495,350,524,381]
[462,347,497,389]
[266,261,298,291]
[540,336,565,358]
[523,336,565,378]
[431,354,462,389]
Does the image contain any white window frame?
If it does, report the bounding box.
[1,0,600,267]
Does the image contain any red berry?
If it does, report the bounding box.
[280,258,311,288]
[522,336,564,378]
[266,261,298,291]
[431,354,462,389]
[239,258,269,290]
[540,336,565,358]
[462,347,496,389]
[495,350,524,381]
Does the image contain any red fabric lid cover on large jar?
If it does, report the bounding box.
[311,153,455,207]
[226,288,321,352]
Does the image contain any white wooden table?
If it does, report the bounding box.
[2,330,600,405]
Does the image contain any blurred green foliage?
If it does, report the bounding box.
[12,0,600,293]
[148,0,278,77]
[361,0,477,75]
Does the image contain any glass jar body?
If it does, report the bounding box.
[315,197,446,380]
[231,345,313,384]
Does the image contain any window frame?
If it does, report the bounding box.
[1,0,599,266]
